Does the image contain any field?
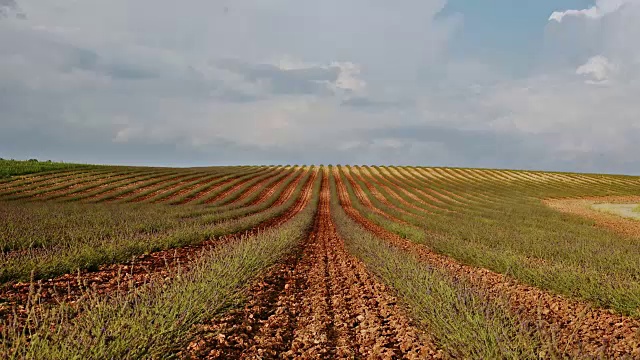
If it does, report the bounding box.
[1,162,640,358]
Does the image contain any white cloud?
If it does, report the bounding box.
[548,0,636,22]
[330,62,367,94]
[576,55,618,84]
[3,0,640,173]
[549,7,600,22]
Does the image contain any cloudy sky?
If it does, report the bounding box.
[1,0,639,173]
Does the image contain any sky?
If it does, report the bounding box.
[1,0,639,174]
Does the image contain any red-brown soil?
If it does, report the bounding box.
[385,169,457,211]
[30,172,134,200]
[108,173,194,202]
[340,169,396,223]
[76,172,166,202]
[184,172,440,359]
[247,170,301,208]
[179,171,268,206]
[0,171,110,199]
[357,167,435,215]
[83,174,179,202]
[225,171,285,207]
[203,171,277,205]
[173,177,239,205]
[129,175,209,203]
[349,168,414,217]
[334,173,640,357]
[0,170,93,194]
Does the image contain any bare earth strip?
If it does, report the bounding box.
[203,170,279,206]
[225,170,287,207]
[360,167,435,215]
[108,173,197,202]
[335,174,640,358]
[340,169,397,222]
[173,177,240,205]
[0,170,111,198]
[349,167,415,217]
[32,172,136,200]
[248,170,301,207]
[185,173,439,359]
[168,175,240,205]
[130,174,210,203]
[545,196,640,238]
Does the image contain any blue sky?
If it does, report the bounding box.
[439,0,595,74]
[440,0,593,48]
[1,0,639,174]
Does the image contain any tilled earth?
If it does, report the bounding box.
[6,167,640,358]
[185,176,439,359]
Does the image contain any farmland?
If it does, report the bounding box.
[1,163,640,358]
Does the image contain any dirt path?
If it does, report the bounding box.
[185,172,439,359]
[335,174,640,358]
[545,196,640,238]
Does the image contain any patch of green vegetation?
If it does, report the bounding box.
[0,167,313,283]
[338,166,640,316]
[0,174,322,358]
[634,205,640,213]
[0,158,94,178]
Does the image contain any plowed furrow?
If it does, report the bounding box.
[341,170,395,222]
[179,175,249,205]
[335,172,640,358]
[96,173,182,202]
[70,172,164,202]
[386,168,453,212]
[225,172,283,207]
[186,173,438,359]
[152,174,224,203]
[249,170,300,208]
[399,170,462,206]
[130,175,209,203]
[108,174,192,202]
[33,172,135,201]
[0,171,110,199]
[363,168,434,214]
[351,168,416,216]
[0,170,92,195]
[202,174,268,206]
